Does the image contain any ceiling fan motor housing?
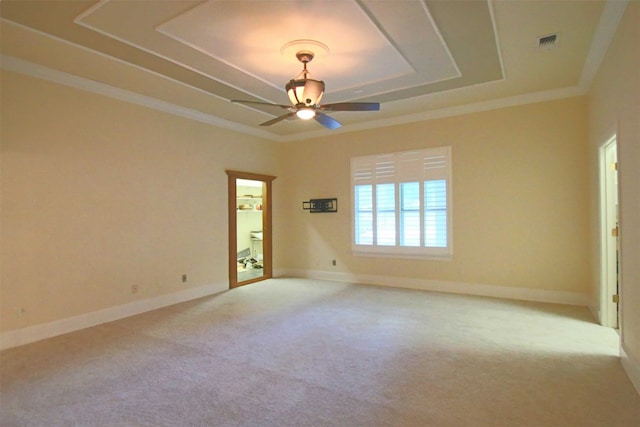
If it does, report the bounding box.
[286,78,325,107]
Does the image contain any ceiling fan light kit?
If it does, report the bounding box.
[231,48,380,130]
[295,108,316,120]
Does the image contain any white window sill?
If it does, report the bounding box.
[352,249,452,261]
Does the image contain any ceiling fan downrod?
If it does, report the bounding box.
[286,50,324,108]
[296,50,314,79]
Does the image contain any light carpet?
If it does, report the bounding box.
[1,278,639,426]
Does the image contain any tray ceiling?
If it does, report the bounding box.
[0,0,616,141]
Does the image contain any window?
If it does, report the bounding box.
[351,146,452,259]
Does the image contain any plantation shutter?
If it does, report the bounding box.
[351,146,452,259]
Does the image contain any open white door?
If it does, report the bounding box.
[600,136,619,328]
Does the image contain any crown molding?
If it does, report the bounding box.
[0,54,590,144]
[0,54,587,143]
[276,85,586,142]
[0,54,280,142]
[1,0,628,142]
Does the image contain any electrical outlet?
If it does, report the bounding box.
[131,285,139,294]
[332,259,337,266]
[181,274,188,284]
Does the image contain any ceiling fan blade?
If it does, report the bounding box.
[231,100,291,109]
[260,112,296,127]
[319,102,380,112]
[314,112,342,130]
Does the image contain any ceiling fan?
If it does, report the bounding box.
[231,50,380,130]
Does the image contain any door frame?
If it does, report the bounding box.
[226,170,276,288]
[599,136,619,327]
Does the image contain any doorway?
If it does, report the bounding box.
[226,170,276,288]
[599,136,619,328]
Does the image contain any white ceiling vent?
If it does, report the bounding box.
[537,33,559,50]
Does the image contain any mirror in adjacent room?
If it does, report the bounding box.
[226,171,275,288]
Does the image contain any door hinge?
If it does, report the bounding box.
[612,294,620,304]
[611,227,619,237]
[611,162,618,171]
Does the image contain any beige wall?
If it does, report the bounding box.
[2,7,637,378]
[0,71,280,332]
[277,97,591,296]
[1,2,637,392]
[588,2,640,376]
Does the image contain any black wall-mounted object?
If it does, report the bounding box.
[302,198,338,213]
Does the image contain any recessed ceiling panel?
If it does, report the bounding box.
[76,0,459,101]
[156,0,414,92]
[0,0,609,139]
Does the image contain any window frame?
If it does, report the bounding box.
[351,146,453,260]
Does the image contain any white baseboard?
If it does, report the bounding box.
[0,282,228,351]
[0,272,593,351]
[278,269,591,306]
[621,343,640,396]
[588,304,601,324]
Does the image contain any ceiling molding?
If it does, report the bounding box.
[0,0,504,128]
[0,53,590,144]
[0,16,247,106]
[0,54,280,142]
[276,86,586,143]
[73,1,279,102]
[0,0,626,143]
[2,53,588,144]
[578,0,629,91]
[487,0,506,80]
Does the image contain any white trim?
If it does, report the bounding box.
[279,268,591,306]
[75,1,285,96]
[588,304,600,326]
[352,250,452,261]
[0,282,228,351]
[621,343,640,396]
[578,0,629,91]
[418,0,462,78]
[277,85,585,142]
[598,135,619,327]
[0,55,280,142]
[1,0,627,144]
[0,16,250,107]
[375,86,584,127]
[487,0,506,80]
[350,146,452,258]
[1,54,584,144]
